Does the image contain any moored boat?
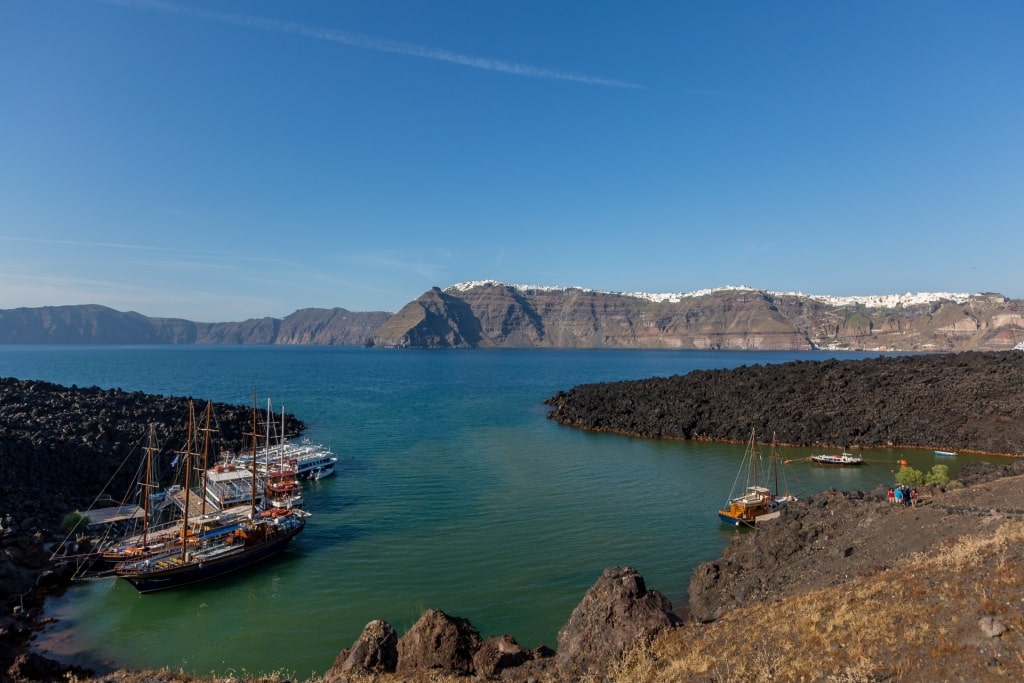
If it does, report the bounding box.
[114,512,304,592]
[934,450,957,457]
[810,452,864,466]
[114,398,307,593]
[718,430,796,527]
[239,401,339,480]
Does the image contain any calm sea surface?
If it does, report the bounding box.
[0,346,997,676]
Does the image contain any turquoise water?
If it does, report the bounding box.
[0,346,998,677]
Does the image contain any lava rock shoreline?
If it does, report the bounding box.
[0,377,303,682]
[545,350,1024,455]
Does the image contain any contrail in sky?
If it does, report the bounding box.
[103,0,643,89]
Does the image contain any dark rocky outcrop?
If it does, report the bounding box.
[472,634,529,679]
[555,566,682,680]
[394,609,482,676]
[545,351,1024,455]
[688,466,1024,625]
[0,378,304,682]
[327,569,676,682]
[326,619,397,678]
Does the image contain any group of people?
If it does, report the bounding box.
[888,484,918,507]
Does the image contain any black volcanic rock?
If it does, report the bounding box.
[545,351,1024,454]
[556,566,681,680]
[0,377,305,682]
[0,378,303,530]
[395,608,482,676]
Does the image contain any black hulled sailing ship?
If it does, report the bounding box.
[114,399,305,593]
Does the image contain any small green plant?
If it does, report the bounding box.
[59,510,89,536]
[896,464,959,488]
[895,467,924,486]
[925,464,951,485]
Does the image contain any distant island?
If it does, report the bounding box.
[2,281,1023,351]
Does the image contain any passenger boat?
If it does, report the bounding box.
[934,450,957,457]
[239,401,339,480]
[810,452,864,466]
[265,438,338,480]
[718,430,796,527]
[114,399,306,592]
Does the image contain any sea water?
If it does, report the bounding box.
[0,346,994,676]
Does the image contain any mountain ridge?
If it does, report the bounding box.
[2,282,1023,351]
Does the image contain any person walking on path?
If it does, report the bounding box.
[894,487,904,506]
[888,488,895,505]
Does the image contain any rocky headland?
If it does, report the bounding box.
[545,350,1024,455]
[3,350,1024,682]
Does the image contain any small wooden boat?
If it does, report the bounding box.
[718,430,796,527]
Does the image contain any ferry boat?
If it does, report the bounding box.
[246,438,338,480]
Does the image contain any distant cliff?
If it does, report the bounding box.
[3,283,1024,351]
[0,305,390,345]
[365,282,1024,352]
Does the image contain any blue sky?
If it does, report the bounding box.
[2,1,1022,321]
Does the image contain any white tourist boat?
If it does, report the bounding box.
[810,452,864,466]
[246,438,338,480]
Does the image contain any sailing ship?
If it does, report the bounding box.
[718,429,796,527]
[114,399,306,593]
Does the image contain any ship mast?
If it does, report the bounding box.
[249,390,259,521]
[180,401,196,561]
[141,424,156,550]
[200,401,213,518]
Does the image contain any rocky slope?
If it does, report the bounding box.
[366,283,1024,351]
[4,284,1024,351]
[545,350,1024,455]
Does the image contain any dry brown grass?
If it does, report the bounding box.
[611,520,1024,683]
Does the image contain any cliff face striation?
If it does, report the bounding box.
[3,283,1024,351]
[366,283,1024,352]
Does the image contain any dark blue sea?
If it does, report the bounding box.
[0,346,989,676]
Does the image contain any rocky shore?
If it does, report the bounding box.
[0,378,302,682]
[545,350,1024,455]
[4,351,1024,681]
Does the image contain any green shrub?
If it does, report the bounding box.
[895,467,924,486]
[925,464,950,485]
[59,510,89,536]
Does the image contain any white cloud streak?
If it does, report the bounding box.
[103,0,643,89]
